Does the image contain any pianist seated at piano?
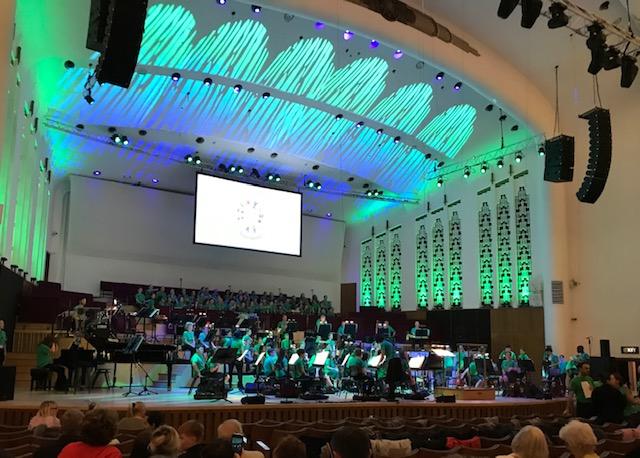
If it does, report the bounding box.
[36,336,69,392]
[408,321,422,337]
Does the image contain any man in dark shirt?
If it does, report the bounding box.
[592,372,627,424]
[33,409,83,458]
[178,420,206,458]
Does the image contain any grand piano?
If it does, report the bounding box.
[64,337,180,390]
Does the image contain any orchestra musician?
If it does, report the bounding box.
[276,314,289,337]
[382,320,396,338]
[188,346,207,395]
[500,350,519,386]
[226,331,245,390]
[72,298,88,332]
[182,322,197,356]
[36,336,68,392]
[263,348,278,378]
[291,348,309,380]
[499,344,517,361]
[408,321,421,337]
[315,314,328,333]
[197,323,211,349]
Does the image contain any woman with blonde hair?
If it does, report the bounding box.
[149,425,180,458]
[498,425,549,458]
[559,420,599,458]
[28,401,61,431]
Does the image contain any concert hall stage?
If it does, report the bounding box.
[0,387,566,437]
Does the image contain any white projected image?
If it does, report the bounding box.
[194,174,302,256]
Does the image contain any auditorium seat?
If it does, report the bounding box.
[415,447,461,458]
[597,438,640,455]
[479,436,512,447]
[458,444,512,457]
[548,444,569,458]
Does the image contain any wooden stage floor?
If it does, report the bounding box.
[0,387,566,433]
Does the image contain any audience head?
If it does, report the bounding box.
[60,409,84,436]
[130,401,147,418]
[330,426,371,458]
[217,419,243,440]
[147,411,165,429]
[149,425,180,457]
[607,372,623,389]
[202,438,239,458]
[511,425,549,458]
[80,409,119,446]
[274,435,306,458]
[578,362,591,376]
[0,320,4,329]
[560,420,598,458]
[178,420,205,451]
[37,401,58,417]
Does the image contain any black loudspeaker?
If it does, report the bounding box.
[544,135,575,182]
[435,395,456,403]
[241,395,266,405]
[88,0,149,88]
[601,339,611,359]
[0,366,16,401]
[576,108,612,204]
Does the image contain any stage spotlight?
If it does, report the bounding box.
[229,165,237,173]
[521,0,543,28]
[497,0,519,19]
[262,92,271,99]
[93,170,101,176]
[343,30,354,40]
[194,156,202,165]
[435,72,445,81]
[233,84,243,93]
[393,49,404,59]
[603,47,621,70]
[370,40,379,48]
[185,154,194,163]
[453,82,463,91]
[463,168,470,178]
[376,128,384,135]
[586,22,606,75]
[218,164,228,172]
[84,94,95,105]
[548,2,569,29]
[171,72,181,81]
[315,182,322,190]
[251,5,261,13]
[111,134,122,144]
[237,166,244,174]
[437,177,443,188]
[481,163,488,173]
[275,174,281,182]
[122,136,129,146]
[373,190,381,197]
[621,54,638,88]
[335,113,344,120]
[152,178,159,184]
[315,21,325,30]
[393,136,401,143]
[306,180,315,189]
[497,158,504,168]
[366,190,373,196]
[267,172,275,181]
[250,168,261,179]
[538,145,546,156]
[356,121,364,128]
[326,212,332,217]
[515,152,523,163]
[204,77,213,86]
[217,0,226,4]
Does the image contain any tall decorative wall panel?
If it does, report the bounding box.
[416,220,429,309]
[496,194,513,307]
[431,218,446,309]
[515,187,532,306]
[360,239,373,307]
[389,227,402,309]
[374,232,388,308]
[478,202,494,307]
[448,211,463,308]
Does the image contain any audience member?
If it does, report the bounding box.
[202,439,238,458]
[59,408,122,458]
[273,435,306,458]
[497,425,548,458]
[178,420,206,458]
[592,372,627,424]
[330,427,371,458]
[149,425,181,458]
[559,420,598,458]
[566,362,594,418]
[28,401,61,431]
[118,401,148,432]
[130,411,165,458]
[217,420,264,458]
[34,409,84,458]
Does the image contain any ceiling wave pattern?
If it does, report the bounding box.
[49,2,479,196]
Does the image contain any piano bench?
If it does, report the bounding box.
[91,368,113,391]
[30,368,52,391]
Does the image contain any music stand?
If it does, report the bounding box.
[343,322,357,339]
[317,323,331,340]
[518,359,535,374]
[376,325,390,338]
[122,335,157,397]
[415,328,430,338]
[208,347,236,403]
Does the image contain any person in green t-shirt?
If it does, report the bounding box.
[188,346,207,395]
[262,349,278,378]
[315,314,328,333]
[0,319,6,366]
[518,349,531,360]
[383,321,396,338]
[134,287,146,307]
[155,286,167,306]
[36,336,68,391]
[182,322,196,355]
[567,362,595,418]
[276,314,289,337]
[499,345,517,361]
[291,349,308,380]
[346,348,366,377]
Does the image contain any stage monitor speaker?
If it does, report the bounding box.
[544,135,575,182]
[241,395,266,405]
[576,107,612,204]
[0,366,16,401]
[435,395,456,403]
[90,0,149,88]
[601,339,611,359]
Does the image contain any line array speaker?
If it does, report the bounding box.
[88,0,149,88]
[576,107,612,204]
[544,135,575,183]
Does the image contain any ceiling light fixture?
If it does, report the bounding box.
[93,170,101,176]
[185,154,194,163]
[343,30,354,40]
[262,92,270,99]
[435,71,445,81]
[233,84,243,93]
[515,152,523,163]
[152,178,159,184]
[216,0,226,4]
[171,72,181,81]
[393,49,403,59]
[194,156,202,165]
[84,94,95,105]
[463,168,471,178]
[437,177,443,188]
[121,136,129,146]
[453,82,463,91]
[481,162,488,173]
[251,5,262,13]
[203,77,213,86]
[111,134,122,144]
[393,136,401,143]
[376,128,384,135]
[356,121,364,128]
[497,158,504,168]
[314,21,325,30]
[538,145,546,156]
[370,40,379,48]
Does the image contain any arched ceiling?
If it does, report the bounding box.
[16,0,542,222]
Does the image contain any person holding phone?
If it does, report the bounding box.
[217,420,264,458]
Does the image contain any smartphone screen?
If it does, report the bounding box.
[231,433,244,453]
